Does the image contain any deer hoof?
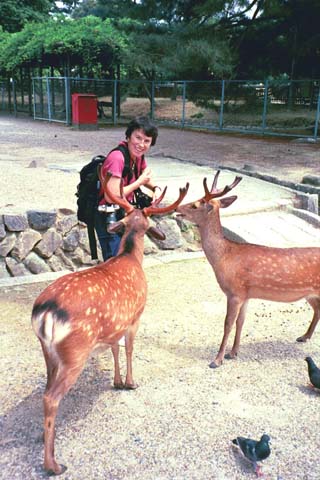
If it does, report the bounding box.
[124,382,139,390]
[209,361,221,369]
[46,464,67,476]
[224,352,237,360]
[296,335,308,343]
[114,382,125,390]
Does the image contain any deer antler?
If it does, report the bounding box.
[98,168,189,216]
[98,168,134,214]
[143,183,189,216]
[202,171,242,202]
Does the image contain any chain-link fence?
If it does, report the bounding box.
[1,77,319,140]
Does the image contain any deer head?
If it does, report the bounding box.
[99,169,189,241]
[176,171,242,226]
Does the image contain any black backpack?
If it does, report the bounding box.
[76,145,131,260]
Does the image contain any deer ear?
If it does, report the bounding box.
[220,196,237,209]
[146,226,166,240]
[107,221,125,234]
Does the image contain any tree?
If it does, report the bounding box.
[0,16,127,77]
[0,0,81,33]
[228,0,320,79]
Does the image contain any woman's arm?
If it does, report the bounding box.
[104,168,153,200]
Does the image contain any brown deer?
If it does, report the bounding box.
[177,171,320,369]
[31,172,189,475]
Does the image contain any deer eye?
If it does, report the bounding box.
[191,203,198,209]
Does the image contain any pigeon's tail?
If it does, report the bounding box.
[232,439,238,446]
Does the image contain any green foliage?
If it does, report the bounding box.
[1,0,319,82]
[0,16,127,74]
[232,0,320,79]
[0,0,82,33]
[0,0,54,33]
[117,16,235,81]
[163,36,234,80]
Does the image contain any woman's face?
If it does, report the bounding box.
[127,128,153,159]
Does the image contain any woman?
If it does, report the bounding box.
[95,116,160,261]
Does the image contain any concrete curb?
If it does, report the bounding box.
[0,251,205,288]
[220,164,320,213]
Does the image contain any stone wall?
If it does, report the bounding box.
[0,208,199,278]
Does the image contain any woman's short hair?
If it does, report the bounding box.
[125,116,158,146]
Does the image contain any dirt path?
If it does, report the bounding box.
[0,113,319,212]
[1,113,319,183]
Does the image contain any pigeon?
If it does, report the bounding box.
[305,356,320,389]
[232,434,271,477]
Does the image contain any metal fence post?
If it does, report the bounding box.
[151,80,155,120]
[1,82,4,110]
[46,76,52,122]
[65,76,71,125]
[182,81,186,127]
[219,80,225,130]
[314,87,320,141]
[11,78,17,117]
[32,78,36,119]
[262,79,268,133]
[113,79,117,125]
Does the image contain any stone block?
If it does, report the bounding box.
[3,213,28,231]
[6,257,30,276]
[302,174,320,187]
[0,258,10,278]
[34,228,63,258]
[0,223,5,241]
[48,254,68,272]
[54,248,76,271]
[27,210,57,230]
[56,213,78,235]
[24,252,52,274]
[69,247,96,266]
[153,218,184,250]
[78,226,91,254]
[11,229,42,261]
[62,229,80,252]
[144,234,159,255]
[0,232,16,257]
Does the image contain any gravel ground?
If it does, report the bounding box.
[1,258,320,480]
[0,114,320,479]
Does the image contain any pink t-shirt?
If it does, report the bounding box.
[99,141,147,203]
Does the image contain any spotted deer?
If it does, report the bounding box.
[177,171,320,368]
[32,172,189,475]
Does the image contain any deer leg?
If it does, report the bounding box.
[40,340,59,392]
[43,348,89,475]
[124,319,141,389]
[111,342,124,389]
[210,296,243,368]
[296,297,320,342]
[225,300,248,360]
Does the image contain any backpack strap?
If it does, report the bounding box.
[108,144,144,182]
[108,144,132,179]
[87,221,98,260]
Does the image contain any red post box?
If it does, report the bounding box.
[72,93,98,129]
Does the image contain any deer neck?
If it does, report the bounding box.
[118,229,145,265]
[199,209,226,261]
